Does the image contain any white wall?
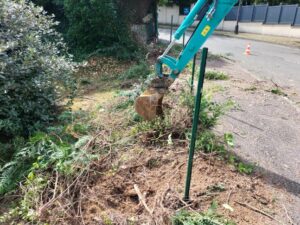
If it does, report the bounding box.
[158,5,300,38]
[158,5,199,26]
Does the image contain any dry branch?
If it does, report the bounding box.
[282,203,295,225]
[134,184,153,216]
[235,201,286,225]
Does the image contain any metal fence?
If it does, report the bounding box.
[225,4,300,26]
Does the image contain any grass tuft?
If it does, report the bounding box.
[172,202,236,225]
[205,71,229,80]
[270,88,287,96]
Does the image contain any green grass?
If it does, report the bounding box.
[244,86,257,91]
[119,61,150,80]
[270,88,287,96]
[228,155,254,175]
[205,71,229,80]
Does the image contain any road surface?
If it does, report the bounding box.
[159,28,300,93]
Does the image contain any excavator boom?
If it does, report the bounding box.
[135,0,237,120]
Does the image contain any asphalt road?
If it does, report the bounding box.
[159,28,300,93]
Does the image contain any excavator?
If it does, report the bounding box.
[135,0,237,120]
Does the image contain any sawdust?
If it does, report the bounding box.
[71,56,296,225]
[80,145,290,225]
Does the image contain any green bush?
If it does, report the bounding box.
[0,0,75,138]
[179,92,223,130]
[119,62,150,80]
[0,132,94,195]
[64,0,139,59]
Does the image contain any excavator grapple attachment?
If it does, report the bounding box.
[134,88,164,120]
[134,77,173,120]
[134,0,237,120]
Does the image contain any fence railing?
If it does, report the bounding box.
[225,4,300,26]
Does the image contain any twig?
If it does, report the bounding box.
[226,190,234,204]
[174,190,197,212]
[38,168,87,215]
[134,184,153,216]
[235,201,286,225]
[159,187,171,210]
[52,171,59,200]
[282,203,295,225]
[168,162,185,183]
[175,202,194,212]
[271,79,280,88]
[79,191,86,225]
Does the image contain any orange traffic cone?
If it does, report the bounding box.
[245,43,251,55]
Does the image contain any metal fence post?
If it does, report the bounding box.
[292,5,299,26]
[251,5,255,22]
[235,0,241,34]
[263,3,269,24]
[184,48,208,202]
[278,3,283,24]
[170,15,174,43]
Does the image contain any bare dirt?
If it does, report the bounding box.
[81,145,293,225]
[69,56,299,224]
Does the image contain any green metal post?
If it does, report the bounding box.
[190,53,197,93]
[184,48,208,202]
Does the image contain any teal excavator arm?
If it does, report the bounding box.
[156,0,237,79]
[135,0,237,120]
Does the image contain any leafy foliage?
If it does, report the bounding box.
[31,0,66,32]
[0,0,76,138]
[179,91,223,130]
[172,202,235,225]
[119,61,150,81]
[64,0,140,59]
[0,131,94,195]
[195,131,225,153]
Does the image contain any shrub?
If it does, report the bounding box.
[0,132,94,195]
[64,0,139,59]
[0,0,76,138]
[119,61,150,80]
[179,91,223,130]
[172,207,235,225]
[270,88,287,96]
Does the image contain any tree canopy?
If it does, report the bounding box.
[159,0,300,5]
[31,0,141,59]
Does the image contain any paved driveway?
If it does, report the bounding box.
[159,28,300,93]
